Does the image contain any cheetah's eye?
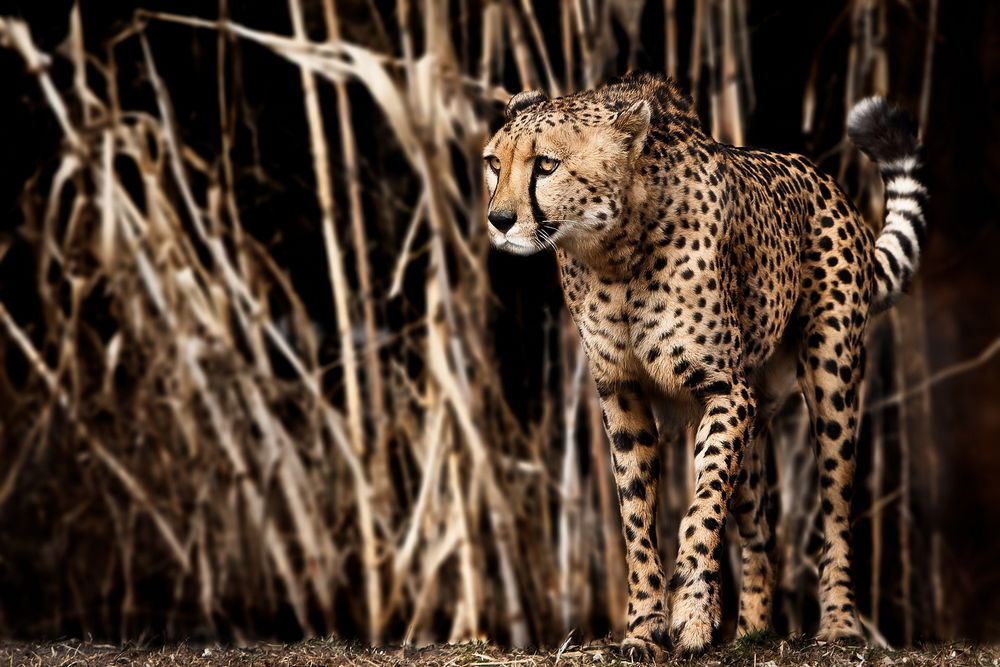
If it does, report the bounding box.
[485,155,501,173]
[535,156,560,175]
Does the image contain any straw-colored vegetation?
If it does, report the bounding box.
[3,637,1000,667]
[0,0,955,650]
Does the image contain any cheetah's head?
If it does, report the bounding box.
[482,90,650,256]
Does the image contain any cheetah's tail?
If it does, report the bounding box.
[846,97,927,311]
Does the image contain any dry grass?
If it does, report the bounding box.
[0,0,952,650]
[2,639,999,667]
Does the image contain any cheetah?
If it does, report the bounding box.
[482,72,926,658]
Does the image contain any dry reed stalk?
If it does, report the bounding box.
[733,0,753,111]
[561,0,575,92]
[870,344,885,631]
[2,19,81,149]
[418,103,527,637]
[321,0,392,509]
[558,337,588,631]
[520,0,561,96]
[286,0,380,641]
[214,1,278,389]
[448,451,481,643]
[478,1,502,88]
[719,0,743,146]
[389,399,447,614]
[180,19,332,632]
[505,4,539,92]
[702,0,722,142]
[690,0,706,103]
[183,342,314,634]
[570,0,595,89]
[664,0,677,78]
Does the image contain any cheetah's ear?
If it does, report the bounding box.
[612,100,651,157]
[505,90,549,120]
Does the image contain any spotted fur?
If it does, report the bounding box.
[482,72,926,657]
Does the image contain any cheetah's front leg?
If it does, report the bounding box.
[598,383,668,661]
[669,380,757,655]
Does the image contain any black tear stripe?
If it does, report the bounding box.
[528,138,546,224]
[529,165,546,224]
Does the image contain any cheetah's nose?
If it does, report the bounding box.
[488,210,517,233]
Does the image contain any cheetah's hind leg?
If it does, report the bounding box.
[798,320,865,644]
[731,427,777,637]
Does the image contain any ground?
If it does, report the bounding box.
[2,636,998,667]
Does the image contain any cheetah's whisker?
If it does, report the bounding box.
[536,227,558,251]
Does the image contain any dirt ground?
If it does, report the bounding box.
[1,636,998,667]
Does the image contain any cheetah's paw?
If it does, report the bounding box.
[816,623,865,646]
[619,636,666,663]
[671,617,715,657]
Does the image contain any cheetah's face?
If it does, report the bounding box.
[482,91,650,256]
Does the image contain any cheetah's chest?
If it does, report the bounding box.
[561,270,700,391]
[562,278,642,383]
